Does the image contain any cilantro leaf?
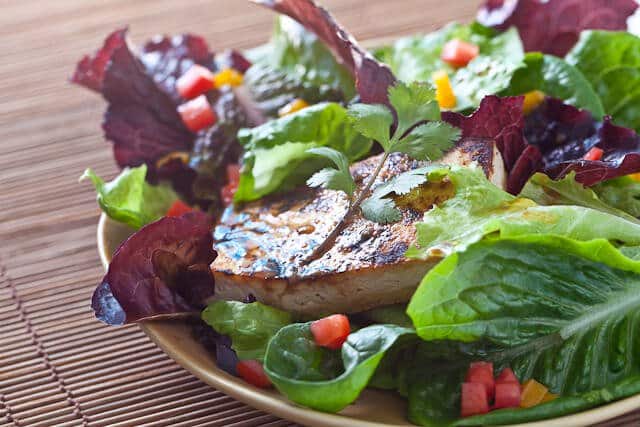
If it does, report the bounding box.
[372,167,431,197]
[306,147,356,196]
[392,121,460,161]
[361,197,401,224]
[360,168,432,224]
[388,81,440,137]
[347,104,393,149]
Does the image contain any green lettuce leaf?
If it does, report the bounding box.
[377,23,604,115]
[406,236,640,425]
[406,166,640,258]
[377,23,524,111]
[520,172,639,222]
[80,165,178,229]
[264,323,414,412]
[502,52,605,117]
[266,16,356,99]
[235,103,371,202]
[201,301,292,361]
[592,176,640,218]
[566,31,640,131]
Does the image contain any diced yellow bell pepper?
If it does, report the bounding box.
[540,392,559,403]
[213,68,243,88]
[278,98,310,117]
[520,379,549,408]
[432,70,456,110]
[522,90,545,115]
[629,173,640,182]
[155,151,190,169]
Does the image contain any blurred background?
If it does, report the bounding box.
[0,1,476,426]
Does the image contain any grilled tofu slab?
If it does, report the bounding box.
[210,142,506,316]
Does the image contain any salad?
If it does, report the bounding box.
[73,0,640,425]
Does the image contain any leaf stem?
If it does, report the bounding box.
[303,151,391,264]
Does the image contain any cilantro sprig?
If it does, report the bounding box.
[304,81,460,262]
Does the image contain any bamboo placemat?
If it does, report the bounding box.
[1,1,639,426]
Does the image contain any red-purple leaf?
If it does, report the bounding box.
[71,28,127,92]
[443,96,526,171]
[215,49,253,74]
[478,0,638,56]
[525,98,640,186]
[252,0,396,106]
[141,34,215,103]
[72,28,194,174]
[92,212,216,325]
[443,95,530,193]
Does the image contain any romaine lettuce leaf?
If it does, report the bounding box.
[406,166,640,259]
[592,176,640,218]
[265,16,356,100]
[566,31,640,131]
[264,323,414,412]
[81,165,178,229]
[202,301,292,361]
[521,172,639,222]
[377,23,524,111]
[235,102,371,202]
[406,236,640,425]
[502,52,604,118]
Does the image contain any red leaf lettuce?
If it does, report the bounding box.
[478,0,638,56]
[92,212,216,325]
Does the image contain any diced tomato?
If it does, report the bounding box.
[226,163,241,183]
[495,368,519,384]
[310,314,351,350]
[441,39,479,68]
[236,360,272,388]
[520,379,549,408]
[493,382,521,409]
[177,95,217,132]
[461,382,490,417]
[221,163,241,205]
[176,64,215,99]
[465,362,495,400]
[584,147,604,161]
[166,200,193,217]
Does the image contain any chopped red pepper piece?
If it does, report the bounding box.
[177,94,217,132]
[461,382,490,417]
[584,147,604,161]
[441,39,479,68]
[166,200,193,217]
[221,163,241,205]
[176,64,215,99]
[236,360,272,388]
[465,362,495,400]
[310,314,351,350]
[495,368,519,384]
[493,382,521,409]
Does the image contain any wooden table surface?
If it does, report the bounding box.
[1,1,636,426]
